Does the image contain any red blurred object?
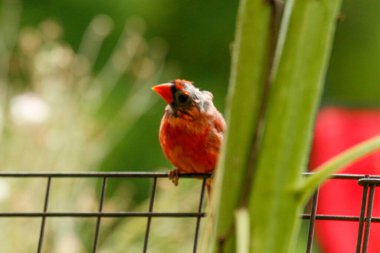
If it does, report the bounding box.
[310,107,380,253]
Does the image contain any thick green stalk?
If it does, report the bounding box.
[201,0,274,252]
[202,0,344,252]
[249,0,342,252]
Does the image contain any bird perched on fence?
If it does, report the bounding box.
[152,79,225,194]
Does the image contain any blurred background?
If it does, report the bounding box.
[0,0,378,252]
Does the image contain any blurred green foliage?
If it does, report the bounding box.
[9,0,378,176]
[326,1,380,106]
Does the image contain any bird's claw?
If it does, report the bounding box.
[168,169,179,186]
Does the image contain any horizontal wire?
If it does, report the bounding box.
[0,171,212,178]
[0,211,206,218]
[0,171,376,180]
[2,212,380,222]
[301,214,380,223]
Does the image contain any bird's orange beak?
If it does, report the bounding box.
[152,83,174,104]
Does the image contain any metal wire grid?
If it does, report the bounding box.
[0,172,379,253]
[303,173,380,253]
[0,172,209,253]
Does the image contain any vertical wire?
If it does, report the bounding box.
[143,177,158,253]
[361,185,376,253]
[356,183,369,253]
[193,177,207,253]
[92,177,108,253]
[306,188,319,253]
[37,176,52,253]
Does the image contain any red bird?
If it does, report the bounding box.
[152,79,225,191]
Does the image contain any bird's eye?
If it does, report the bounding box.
[177,93,189,104]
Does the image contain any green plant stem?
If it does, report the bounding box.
[203,0,342,252]
[299,135,380,203]
[200,0,274,252]
[248,0,342,252]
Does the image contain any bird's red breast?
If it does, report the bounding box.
[153,79,225,175]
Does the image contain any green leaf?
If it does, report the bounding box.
[200,0,274,251]
[249,0,342,252]
[202,0,342,252]
[299,135,380,203]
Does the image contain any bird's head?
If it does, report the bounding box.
[152,79,213,116]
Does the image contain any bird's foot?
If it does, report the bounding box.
[168,169,180,186]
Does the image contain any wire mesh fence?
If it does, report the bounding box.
[0,172,209,253]
[303,173,380,253]
[0,172,379,253]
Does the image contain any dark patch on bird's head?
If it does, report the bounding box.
[170,79,196,108]
[153,79,213,117]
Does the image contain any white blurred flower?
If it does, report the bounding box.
[34,46,73,75]
[10,93,50,125]
[55,233,83,253]
[0,179,10,201]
